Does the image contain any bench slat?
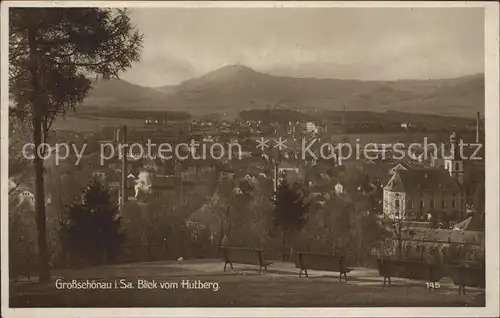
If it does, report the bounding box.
[295,252,350,274]
[220,246,270,268]
[450,264,485,288]
[377,259,444,281]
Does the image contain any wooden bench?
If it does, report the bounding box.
[376,258,444,290]
[449,261,485,295]
[220,246,272,273]
[295,252,353,281]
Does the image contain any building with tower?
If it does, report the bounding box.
[383,132,468,223]
[444,132,465,185]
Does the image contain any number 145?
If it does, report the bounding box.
[426,282,441,288]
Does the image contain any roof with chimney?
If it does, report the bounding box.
[453,213,485,232]
[384,167,460,195]
[135,170,178,189]
[397,157,428,170]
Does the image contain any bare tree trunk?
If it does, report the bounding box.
[175,227,183,257]
[217,220,224,247]
[281,228,287,261]
[146,226,152,261]
[357,230,363,265]
[28,24,50,283]
[222,203,231,245]
[397,238,403,260]
[397,228,405,260]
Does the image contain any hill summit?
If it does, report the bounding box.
[82,64,484,118]
[180,64,261,87]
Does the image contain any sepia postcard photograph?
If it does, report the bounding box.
[1,1,499,317]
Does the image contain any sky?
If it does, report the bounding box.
[120,7,484,87]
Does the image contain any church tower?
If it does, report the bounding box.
[444,132,464,185]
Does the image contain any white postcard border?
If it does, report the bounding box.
[1,1,498,317]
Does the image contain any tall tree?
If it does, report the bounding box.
[141,198,170,261]
[382,214,414,260]
[271,180,309,260]
[9,199,38,281]
[60,179,123,266]
[310,195,352,252]
[8,115,33,200]
[9,8,143,281]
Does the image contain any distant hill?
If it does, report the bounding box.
[153,84,176,95]
[82,79,168,110]
[81,64,484,118]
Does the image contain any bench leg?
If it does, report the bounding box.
[223,262,228,272]
[299,269,302,278]
[383,277,386,287]
[339,272,342,282]
[258,265,262,274]
[305,269,308,278]
[388,277,391,286]
[230,262,234,270]
[343,272,347,282]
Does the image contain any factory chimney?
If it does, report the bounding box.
[341,104,346,127]
[121,125,128,208]
[476,111,481,143]
[164,112,168,133]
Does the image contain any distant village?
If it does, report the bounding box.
[11,109,485,238]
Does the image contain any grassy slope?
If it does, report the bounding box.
[10,260,484,307]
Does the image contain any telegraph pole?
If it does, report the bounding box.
[120,125,128,209]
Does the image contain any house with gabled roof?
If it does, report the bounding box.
[132,169,180,201]
[383,133,476,223]
[383,166,465,222]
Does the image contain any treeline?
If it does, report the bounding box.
[9,170,218,278]
[239,109,316,123]
[9,166,385,279]
[238,108,477,133]
[9,164,484,279]
[80,107,192,121]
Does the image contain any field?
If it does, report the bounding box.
[10,259,484,307]
[53,113,472,146]
[327,132,456,144]
[51,114,145,131]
